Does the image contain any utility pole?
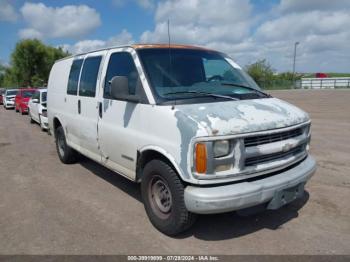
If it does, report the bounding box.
[292,41,300,88]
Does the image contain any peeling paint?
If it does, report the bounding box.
[174,98,309,136]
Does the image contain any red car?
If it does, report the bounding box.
[0,89,5,105]
[15,88,37,114]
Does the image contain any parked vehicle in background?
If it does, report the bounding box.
[0,88,5,105]
[3,89,18,109]
[28,89,48,131]
[315,72,328,78]
[47,44,316,236]
[15,88,37,114]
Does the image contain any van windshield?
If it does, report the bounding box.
[137,48,268,103]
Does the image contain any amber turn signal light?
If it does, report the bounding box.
[195,143,207,174]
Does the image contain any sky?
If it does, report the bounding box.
[0,0,349,73]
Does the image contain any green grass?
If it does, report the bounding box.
[325,73,350,77]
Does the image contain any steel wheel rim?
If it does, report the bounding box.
[148,175,172,219]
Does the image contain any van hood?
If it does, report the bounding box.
[175,98,309,136]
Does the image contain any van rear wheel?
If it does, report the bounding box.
[55,126,78,164]
[141,159,197,236]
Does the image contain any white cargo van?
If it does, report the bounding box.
[47,44,316,235]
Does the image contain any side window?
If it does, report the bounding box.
[67,59,83,95]
[104,52,140,99]
[79,56,102,97]
[41,92,47,103]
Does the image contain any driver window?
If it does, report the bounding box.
[104,52,141,99]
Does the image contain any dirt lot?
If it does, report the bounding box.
[0,89,349,255]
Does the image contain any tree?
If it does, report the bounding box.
[245,59,275,88]
[277,72,295,81]
[1,39,69,87]
[2,67,18,87]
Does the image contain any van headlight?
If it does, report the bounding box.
[213,140,230,158]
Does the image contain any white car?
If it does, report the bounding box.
[47,44,316,235]
[28,89,48,131]
[3,89,18,109]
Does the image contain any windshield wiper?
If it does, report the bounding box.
[163,91,239,101]
[221,82,271,97]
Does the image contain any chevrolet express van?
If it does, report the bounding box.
[47,44,316,235]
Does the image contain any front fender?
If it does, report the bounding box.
[138,145,189,182]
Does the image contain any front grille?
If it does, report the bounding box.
[244,127,303,147]
[245,145,304,167]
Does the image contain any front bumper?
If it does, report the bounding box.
[40,115,49,129]
[184,155,316,214]
[5,101,15,108]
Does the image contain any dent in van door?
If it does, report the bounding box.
[97,52,143,179]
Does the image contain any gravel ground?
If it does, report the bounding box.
[0,89,349,255]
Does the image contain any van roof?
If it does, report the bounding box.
[56,44,215,62]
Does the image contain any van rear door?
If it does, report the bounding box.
[65,58,84,148]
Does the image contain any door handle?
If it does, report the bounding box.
[78,100,81,114]
[98,102,102,118]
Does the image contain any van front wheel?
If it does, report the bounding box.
[55,126,77,164]
[141,159,197,236]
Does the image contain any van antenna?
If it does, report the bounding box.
[168,19,176,110]
[167,19,171,48]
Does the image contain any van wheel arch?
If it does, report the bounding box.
[53,117,62,137]
[136,150,184,183]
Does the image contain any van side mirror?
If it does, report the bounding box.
[110,76,139,103]
[32,98,39,103]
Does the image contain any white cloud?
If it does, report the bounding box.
[256,11,350,41]
[139,0,350,72]
[141,0,252,44]
[136,0,155,10]
[277,0,350,13]
[112,0,155,9]
[19,2,101,39]
[18,28,43,39]
[253,3,350,72]
[61,29,134,54]
[0,0,18,22]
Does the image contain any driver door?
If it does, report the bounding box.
[97,49,145,179]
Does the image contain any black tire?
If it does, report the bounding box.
[141,159,197,236]
[55,126,78,164]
